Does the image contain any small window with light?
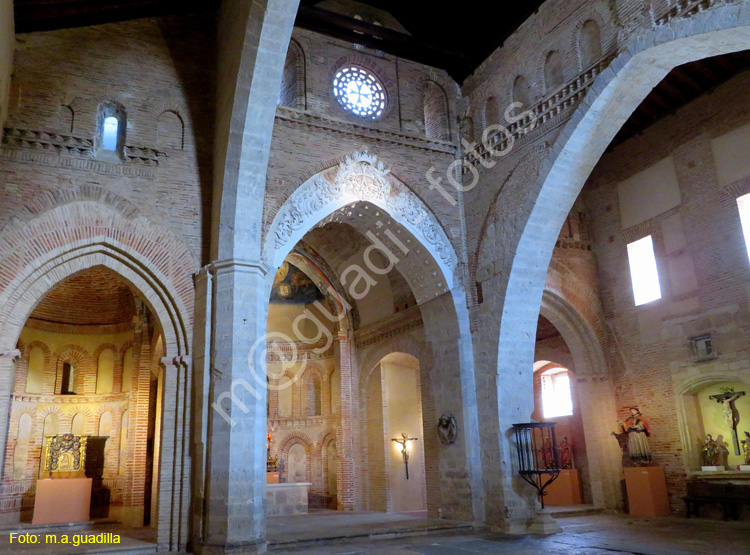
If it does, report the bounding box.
[627,235,661,306]
[96,102,126,160]
[541,367,573,418]
[736,193,750,264]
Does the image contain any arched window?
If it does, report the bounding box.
[43,412,59,438]
[541,367,573,418]
[97,349,115,394]
[60,362,76,395]
[26,347,44,394]
[96,101,126,159]
[544,51,564,93]
[423,82,450,141]
[484,96,500,128]
[579,20,602,69]
[513,75,531,108]
[278,40,306,109]
[305,374,322,416]
[71,412,86,435]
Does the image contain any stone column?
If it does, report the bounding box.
[157,354,192,551]
[0,349,21,479]
[194,259,270,554]
[335,329,360,511]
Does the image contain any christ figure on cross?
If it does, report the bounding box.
[709,391,746,455]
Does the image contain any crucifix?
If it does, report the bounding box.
[391,433,418,480]
[709,391,746,455]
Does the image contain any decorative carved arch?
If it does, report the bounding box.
[264,151,459,294]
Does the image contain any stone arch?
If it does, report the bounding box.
[486,3,750,527]
[264,150,459,297]
[277,432,314,483]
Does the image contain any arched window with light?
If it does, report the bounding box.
[541,367,573,418]
[96,101,126,160]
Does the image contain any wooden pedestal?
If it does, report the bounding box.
[266,472,280,484]
[545,468,583,506]
[624,466,670,516]
[33,478,92,524]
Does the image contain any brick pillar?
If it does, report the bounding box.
[0,350,21,479]
[335,329,360,511]
[194,259,269,554]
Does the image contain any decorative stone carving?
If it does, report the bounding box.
[437,414,458,445]
[271,151,457,275]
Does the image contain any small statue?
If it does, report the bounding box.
[541,436,555,469]
[741,431,750,465]
[617,407,652,464]
[716,435,730,469]
[701,434,719,467]
[559,436,573,469]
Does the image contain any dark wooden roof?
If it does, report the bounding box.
[13,0,548,82]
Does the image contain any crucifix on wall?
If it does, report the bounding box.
[709,391,746,455]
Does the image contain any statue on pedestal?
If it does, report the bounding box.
[615,407,652,465]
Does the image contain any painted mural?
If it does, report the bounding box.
[271,262,325,304]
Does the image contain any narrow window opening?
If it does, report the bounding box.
[102,116,119,151]
[736,193,750,264]
[627,235,662,306]
[61,362,76,395]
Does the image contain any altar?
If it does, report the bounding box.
[266,483,311,516]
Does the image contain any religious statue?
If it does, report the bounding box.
[437,414,458,446]
[616,407,652,464]
[558,436,573,469]
[701,434,719,467]
[540,436,555,469]
[709,390,746,455]
[741,431,750,465]
[716,435,730,469]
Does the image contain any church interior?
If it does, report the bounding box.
[1,0,750,553]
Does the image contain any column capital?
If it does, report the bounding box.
[0,349,21,362]
[160,355,192,369]
[203,258,270,277]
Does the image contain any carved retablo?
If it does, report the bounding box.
[42,434,88,477]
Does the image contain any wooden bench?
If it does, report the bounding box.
[683,480,750,520]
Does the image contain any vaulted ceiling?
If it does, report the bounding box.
[13,0,548,82]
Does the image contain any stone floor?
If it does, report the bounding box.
[268,513,750,554]
[1,511,748,553]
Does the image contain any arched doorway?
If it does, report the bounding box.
[4,267,163,526]
[362,352,427,514]
[259,152,483,521]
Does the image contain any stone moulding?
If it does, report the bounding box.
[268,151,458,285]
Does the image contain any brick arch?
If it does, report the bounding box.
[0,200,195,356]
[55,344,92,367]
[358,334,432,396]
[92,343,120,366]
[277,432,314,484]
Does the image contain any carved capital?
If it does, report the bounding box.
[208,258,269,277]
[0,349,22,362]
